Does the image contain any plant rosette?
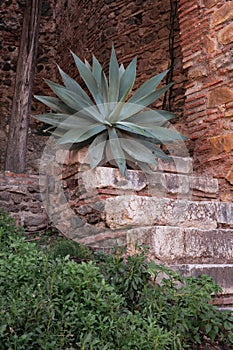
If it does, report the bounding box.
[36,46,191,244]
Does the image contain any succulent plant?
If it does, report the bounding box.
[34,46,187,176]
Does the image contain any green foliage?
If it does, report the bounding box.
[0,212,232,349]
[34,46,188,176]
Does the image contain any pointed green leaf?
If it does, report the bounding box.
[118,84,173,120]
[34,95,76,114]
[92,55,103,88]
[108,127,126,176]
[128,69,169,103]
[71,51,103,105]
[89,131,108,168]
[119,63,125,79]
[34,113,94,129]
[120,138,158,165]
[101,69,109,104]
[57,66,93,105]
[133,136,172,160]
[58,124,106,144]
[119,58,137,102]
[45,79,92,111]
[116,121,187,143]
[116,121,157,139]
[84,59,92,71]
[108,46,120,102]
[125,109,176,126]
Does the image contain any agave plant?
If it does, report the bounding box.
[34,46,187,176]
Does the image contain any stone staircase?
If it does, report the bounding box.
[74,156,233,308]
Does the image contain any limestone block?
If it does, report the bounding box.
[207,87,233,107]
[218,22,233,45]
[104,196,217,229]
[127,226,233,263]
[55,149,70,165]
[172,264,233,294]
[212,3,233,27]
[226,166,233,185]
[147,173,218,196]
[80,167,147,192]
[215,202,233,225]
[157,156,193,174]
[209,132,233,154]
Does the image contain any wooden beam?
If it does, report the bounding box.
[5,0,42,173]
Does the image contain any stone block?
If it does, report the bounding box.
[147,173,218,197]
[212,3,233,27]
[218,22,233,45]
[80,167,147,192]
[207,87,233,107]
[209,132,233,154]
[172,264,233,294]
[127,226,233,264]
[104,196,217,229]
[226,166,233,185]
[203,35,216,53]
[157,156,193,174]
[215,202,233,225]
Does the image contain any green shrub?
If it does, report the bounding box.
[0,212,232,349]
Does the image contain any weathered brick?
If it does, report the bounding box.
[218,22,233,45]
[226,166,233,185]
[212,3,233,27]
[207,87,233,107]
[209,132,233,154]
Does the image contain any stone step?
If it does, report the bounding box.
[104,195,233,229]
[79,167,218,200]
[126,226,233,264]
[57,149,193,174]
[170,264,233,295]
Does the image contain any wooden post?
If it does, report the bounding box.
[5,0,42,173]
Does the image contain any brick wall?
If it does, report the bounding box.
[178,0,233,200]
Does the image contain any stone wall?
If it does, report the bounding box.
[0,172,47,231]
[178,0,233,200]
[54,0,187,120]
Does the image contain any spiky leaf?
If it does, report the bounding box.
[108,46,120,102]
[89,131,108,168]
[58,124,106,144]
[108,128,126,175]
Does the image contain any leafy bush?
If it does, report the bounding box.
[0,211,232,349]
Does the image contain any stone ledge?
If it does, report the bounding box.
[104,196,233,229]
[126,226,233,264]
[78,166,218,199]
[171,264,233,294]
